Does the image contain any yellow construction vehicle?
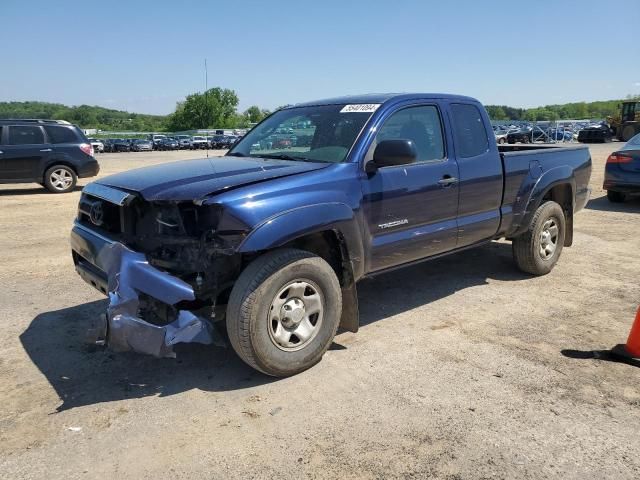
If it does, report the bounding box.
[610,101,640,141]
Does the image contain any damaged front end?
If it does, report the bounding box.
[71,183,245,358]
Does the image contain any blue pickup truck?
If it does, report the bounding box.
[70,93,591,376]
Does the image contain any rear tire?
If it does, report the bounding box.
[622,125,637,142]
[512,201,565,275]
[44,165,77,193]
[607,190,626,203]
[226,248,342,377]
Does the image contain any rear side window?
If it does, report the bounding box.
[44,125,78,144]
[8,126,45,145]
[450,103,489,158]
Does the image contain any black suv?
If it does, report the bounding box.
[0,119,99,193]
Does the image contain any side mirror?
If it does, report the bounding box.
[367,139,417,172]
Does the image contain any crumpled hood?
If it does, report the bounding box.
[96,156,329,201]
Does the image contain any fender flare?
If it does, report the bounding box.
[238,202,365,278]
[513,165,575,237]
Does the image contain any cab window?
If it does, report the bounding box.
[373,105,445,162]
[450,103,489,158]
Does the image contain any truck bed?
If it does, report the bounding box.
[497,144,592,237]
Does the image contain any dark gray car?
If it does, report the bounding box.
[0,119,99,193]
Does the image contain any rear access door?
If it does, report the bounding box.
[445,102,503,247]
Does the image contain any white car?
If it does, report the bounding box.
[495,132,507,144]
[191,136,208,149]
[88,138,104,153]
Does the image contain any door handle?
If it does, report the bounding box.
[438,176,458,187]
[40,148,52,152]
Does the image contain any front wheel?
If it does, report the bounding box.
[44,165,77,193]
[512,201,565,275]
[226,248,342,377]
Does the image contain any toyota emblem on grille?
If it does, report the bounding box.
[89,201,104,226]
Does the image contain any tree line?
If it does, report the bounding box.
[485,95,639,122]
[1,90,638,131]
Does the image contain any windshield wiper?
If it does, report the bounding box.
[254,153,317,162]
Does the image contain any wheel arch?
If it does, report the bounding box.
[236,203,364,332]
[518,167,575,246]
[42,159,78,182]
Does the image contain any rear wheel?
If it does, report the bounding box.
[512,201,565,275]
[607,190,626,203]
[226,248,342,377]
[622,125,637,142]
[44,165,77,193]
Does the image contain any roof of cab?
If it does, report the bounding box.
[293,93,478,108]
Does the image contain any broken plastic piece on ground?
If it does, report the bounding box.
[94,241,213,358]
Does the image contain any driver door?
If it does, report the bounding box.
[360,104,460,273]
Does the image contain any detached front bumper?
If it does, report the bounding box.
[70,223,212,357]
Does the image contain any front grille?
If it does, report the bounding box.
[78,193,124,235]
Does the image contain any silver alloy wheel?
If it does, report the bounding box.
[50,168,73,191]
[268,279,323,351]
[539,218,559,259]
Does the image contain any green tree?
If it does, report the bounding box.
[167,87,239,130]
[485,106,508,120]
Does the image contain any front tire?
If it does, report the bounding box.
[226,248,342,377]
[512,201,565,275]
[44,165,77,193]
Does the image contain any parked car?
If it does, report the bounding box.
[507,128,534,144]
[217,135,239,149]
[0,119,99,193]
[147,134,167,150]
[578,123,613,143]
[102,139,116,152]
[112,138,131,152]
[190,136,208,149]
[88,138,104,153]
[495,132,507,144]
[603,132,640,202]
[174,135,192,149]
[130,139,153,152]
[158,137,180,150]
[211,135,226,148]
[71,93,591,376]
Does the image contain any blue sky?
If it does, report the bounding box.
[1,0,639,114]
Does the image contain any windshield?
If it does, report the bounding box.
[229,103,378,163]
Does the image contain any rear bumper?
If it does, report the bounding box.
[70,223,212,357]
[603,182,640,193]
[77,159,100,178]
[604,169,640,193]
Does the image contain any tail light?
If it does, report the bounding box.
[606,153,632,164]
[79,143,94,156]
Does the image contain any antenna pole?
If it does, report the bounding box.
[205,58,209,158]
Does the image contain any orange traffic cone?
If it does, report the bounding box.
[612,307,640,360]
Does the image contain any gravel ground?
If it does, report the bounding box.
[0,144,639,479]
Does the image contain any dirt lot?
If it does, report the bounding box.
[1,144,639,479]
